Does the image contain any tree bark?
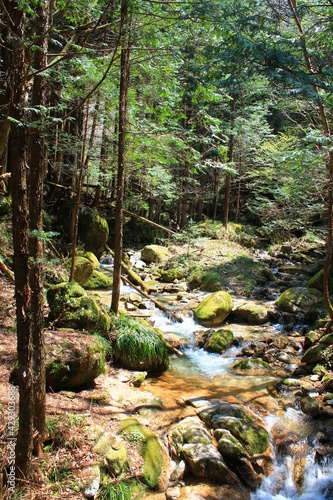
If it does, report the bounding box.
[111,0,130,314]
[29,0,50,457]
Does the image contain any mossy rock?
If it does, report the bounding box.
[112,316,169,373]
[275,286,326,323]
[84,270,113,290]
[308,269,333,294]
[10,330,106,391]
[94,433,127,476]
[47,282,110,336]
[199,402,269,457]
[232,302,269,325]
[78,208,109,259]
[160,268,185,283]
[65,256,94,286]
[0,195,12,216]
[76,250,100,270]
[232,358,269,371]
[194,291,233,327]
[119,418,163,489]
[204,329,234,354]
[302,342,333,367]
[141,245,170,264]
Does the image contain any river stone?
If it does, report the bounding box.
[216,429,258,491]
[83,464,100,499]
[203,328,234,353]
[141,244,171,263]
[47,281,111,336]
[65,256,94,286]
[232,301,269,325]
[169,416,238,485]
[198,402,270,457]
[194,291,233,327]
[78,208,109,259]
[274,287,326,323]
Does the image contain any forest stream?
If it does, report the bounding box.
[97,254,333,500]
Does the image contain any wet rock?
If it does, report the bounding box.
[232,358,269,372]
[141,244,171,263]
[300,396,320,417]
[169,416,238,485]
[203,328,234,354]
[194,291,233,327]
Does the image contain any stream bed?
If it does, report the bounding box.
[97,264,333,499]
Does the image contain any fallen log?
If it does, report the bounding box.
[121,274,183,323]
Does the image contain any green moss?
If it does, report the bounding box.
[76,250,100,270]
[232,359,269,370]
[160,268,185,283]
[204,329,234,353]
[194,291,233,327]
[141,245,170,263]
[84,270,113,290]
[119,418,163,489]
[78,209,109,259]
[65,256,94,286]
[94,434,127,476]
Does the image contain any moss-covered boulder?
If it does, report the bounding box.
[84,270,113,290]
[204,329,234,353]
[232,302,269,325]
[160,268,185,283]
[275,286,326,323]
[45,331,106,390]
[199,402,270,457]
[112,315,169,373]
[194,291,233,327]
[78,209,109,259]
[94,433,127,476]
[119,418,164,489]
[169,416,238,485]
[0,195,11,216]
[47,282,110,336]
[308,269,333,294]
[232,358,270,372]
[65,256,94,286]
[76,250,100,270]
[141,245,170,264]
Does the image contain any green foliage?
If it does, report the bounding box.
[99,475,144,500]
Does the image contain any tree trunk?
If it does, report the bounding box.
[29,0,49,458]
[223,96,235,229]
[180,162,190,229]
[6,1,34,476]
[111,0,130,314]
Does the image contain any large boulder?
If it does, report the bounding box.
[9,330,106,391]
[84,270,113,290]
[76,250,100,270]
[198,401,273,489]
[141,245,170,264]
[232,301,269,325]
[78,209,109,259]
[203,328,234,353]
[47,282,110,336]
[65,256,93,286]
[169,416,239,485]
[112,316,169,372]
[194,291,233,327]
[275,286,326,324]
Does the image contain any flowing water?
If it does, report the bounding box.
[98,264,333,499]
